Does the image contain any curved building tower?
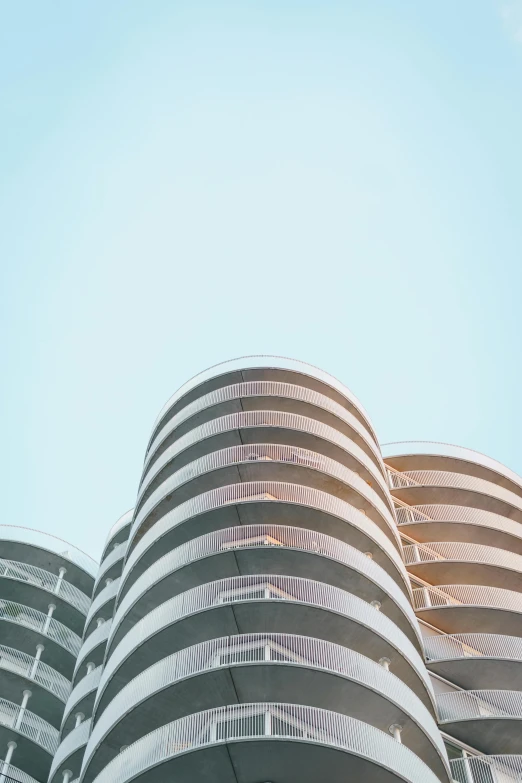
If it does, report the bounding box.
[0,526,96,783]
[78,358,451,783]
[383,441,522,783]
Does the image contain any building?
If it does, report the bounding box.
[0,526,96,783]
[3,357,521,783]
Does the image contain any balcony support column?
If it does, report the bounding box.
[0,741,17,783]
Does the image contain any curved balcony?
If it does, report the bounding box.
[388,469,522,523]
[424,632,522,690]
[100,510,132,564]
[108,524,419,657]
[0,558,90,634]
[0,599,81,677]
[0,525,97,590]
[84,580,119,638]
[73,622,111,684]
[88,702,446,783]
[0,759,40,783]
[92,543,125,599]
[0,644,70,726]
[143,380,384,485]
[382,440,522,499]
[122,481,406,600]
[61,666,102,737]
[451,755,522,783]
[149,356,379,449]
[412,584,522,637]
[132,410,391,548]
[83,633,447,783]
[48,718,91,783]
[136,443,396,551]
[395,503,522,555]
[0,697,58,779]
[403,542,522,592]
[436,690,522,754]
[96,575,433,719]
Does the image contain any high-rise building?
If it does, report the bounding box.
[3,358,521,783]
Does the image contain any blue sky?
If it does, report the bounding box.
[1,1,521,560]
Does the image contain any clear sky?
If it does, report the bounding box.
[1,1,521,561]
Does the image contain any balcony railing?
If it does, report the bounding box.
[0,760,40,783]
[133,410,390,543]
[451,754,522,783]
[88,702,443,783]
[125,480,404,587]
[412,584,522,613]
[74,622,111,679]
[0,559,90,615]
[424,632,522,663]
[48,718,91,781]
[149,355,377,444]
[0,526,97,579]
[0,644,70,702]
[0,599,81,656]
[84,632,445,776]
[143,379,383,479]
[94,543,125,592]
[403,541,522,573]
[0,697,58,755]
[394,503,522,544]
[61,666,102,732]
[84,579,120,633]
[99,574,432,715]
[388,469,522,514]
[437,690,522,723]
[113,523,417,652]
[136,441,395,541]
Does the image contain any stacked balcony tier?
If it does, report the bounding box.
[383,441,522,764]
[80,359,451,783]
[0,527,95,782]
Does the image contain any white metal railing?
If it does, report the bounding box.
[388,469,522,514]
[394,502,522,545]
[437,690,522,722]
[0,697,59,754]
[403,541,522,573]
[0,760,40,783]
[0,599,81,656]
[101,511,133,560]
[111,524,418,653]
[381,440,522,495]
[48,718,91,781]
[424,632,522,663]
[0,558,90,616]
[150,355,378,445]
[89,702,443,783]
[97,574,433,715]
[0,525,97,578]
[135,410,390,540]
[73,622,111,679]
[84,633,445,776]
[136,442,396,544]
[84,579,120,633]
[387,468,420,489]
[94,543,126,594]
[143,379,384,480]
[0,644,70,702]
[412,584,522,613]
[451,754,522,783]
[124,480,405,593]
[61,666,102,732]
